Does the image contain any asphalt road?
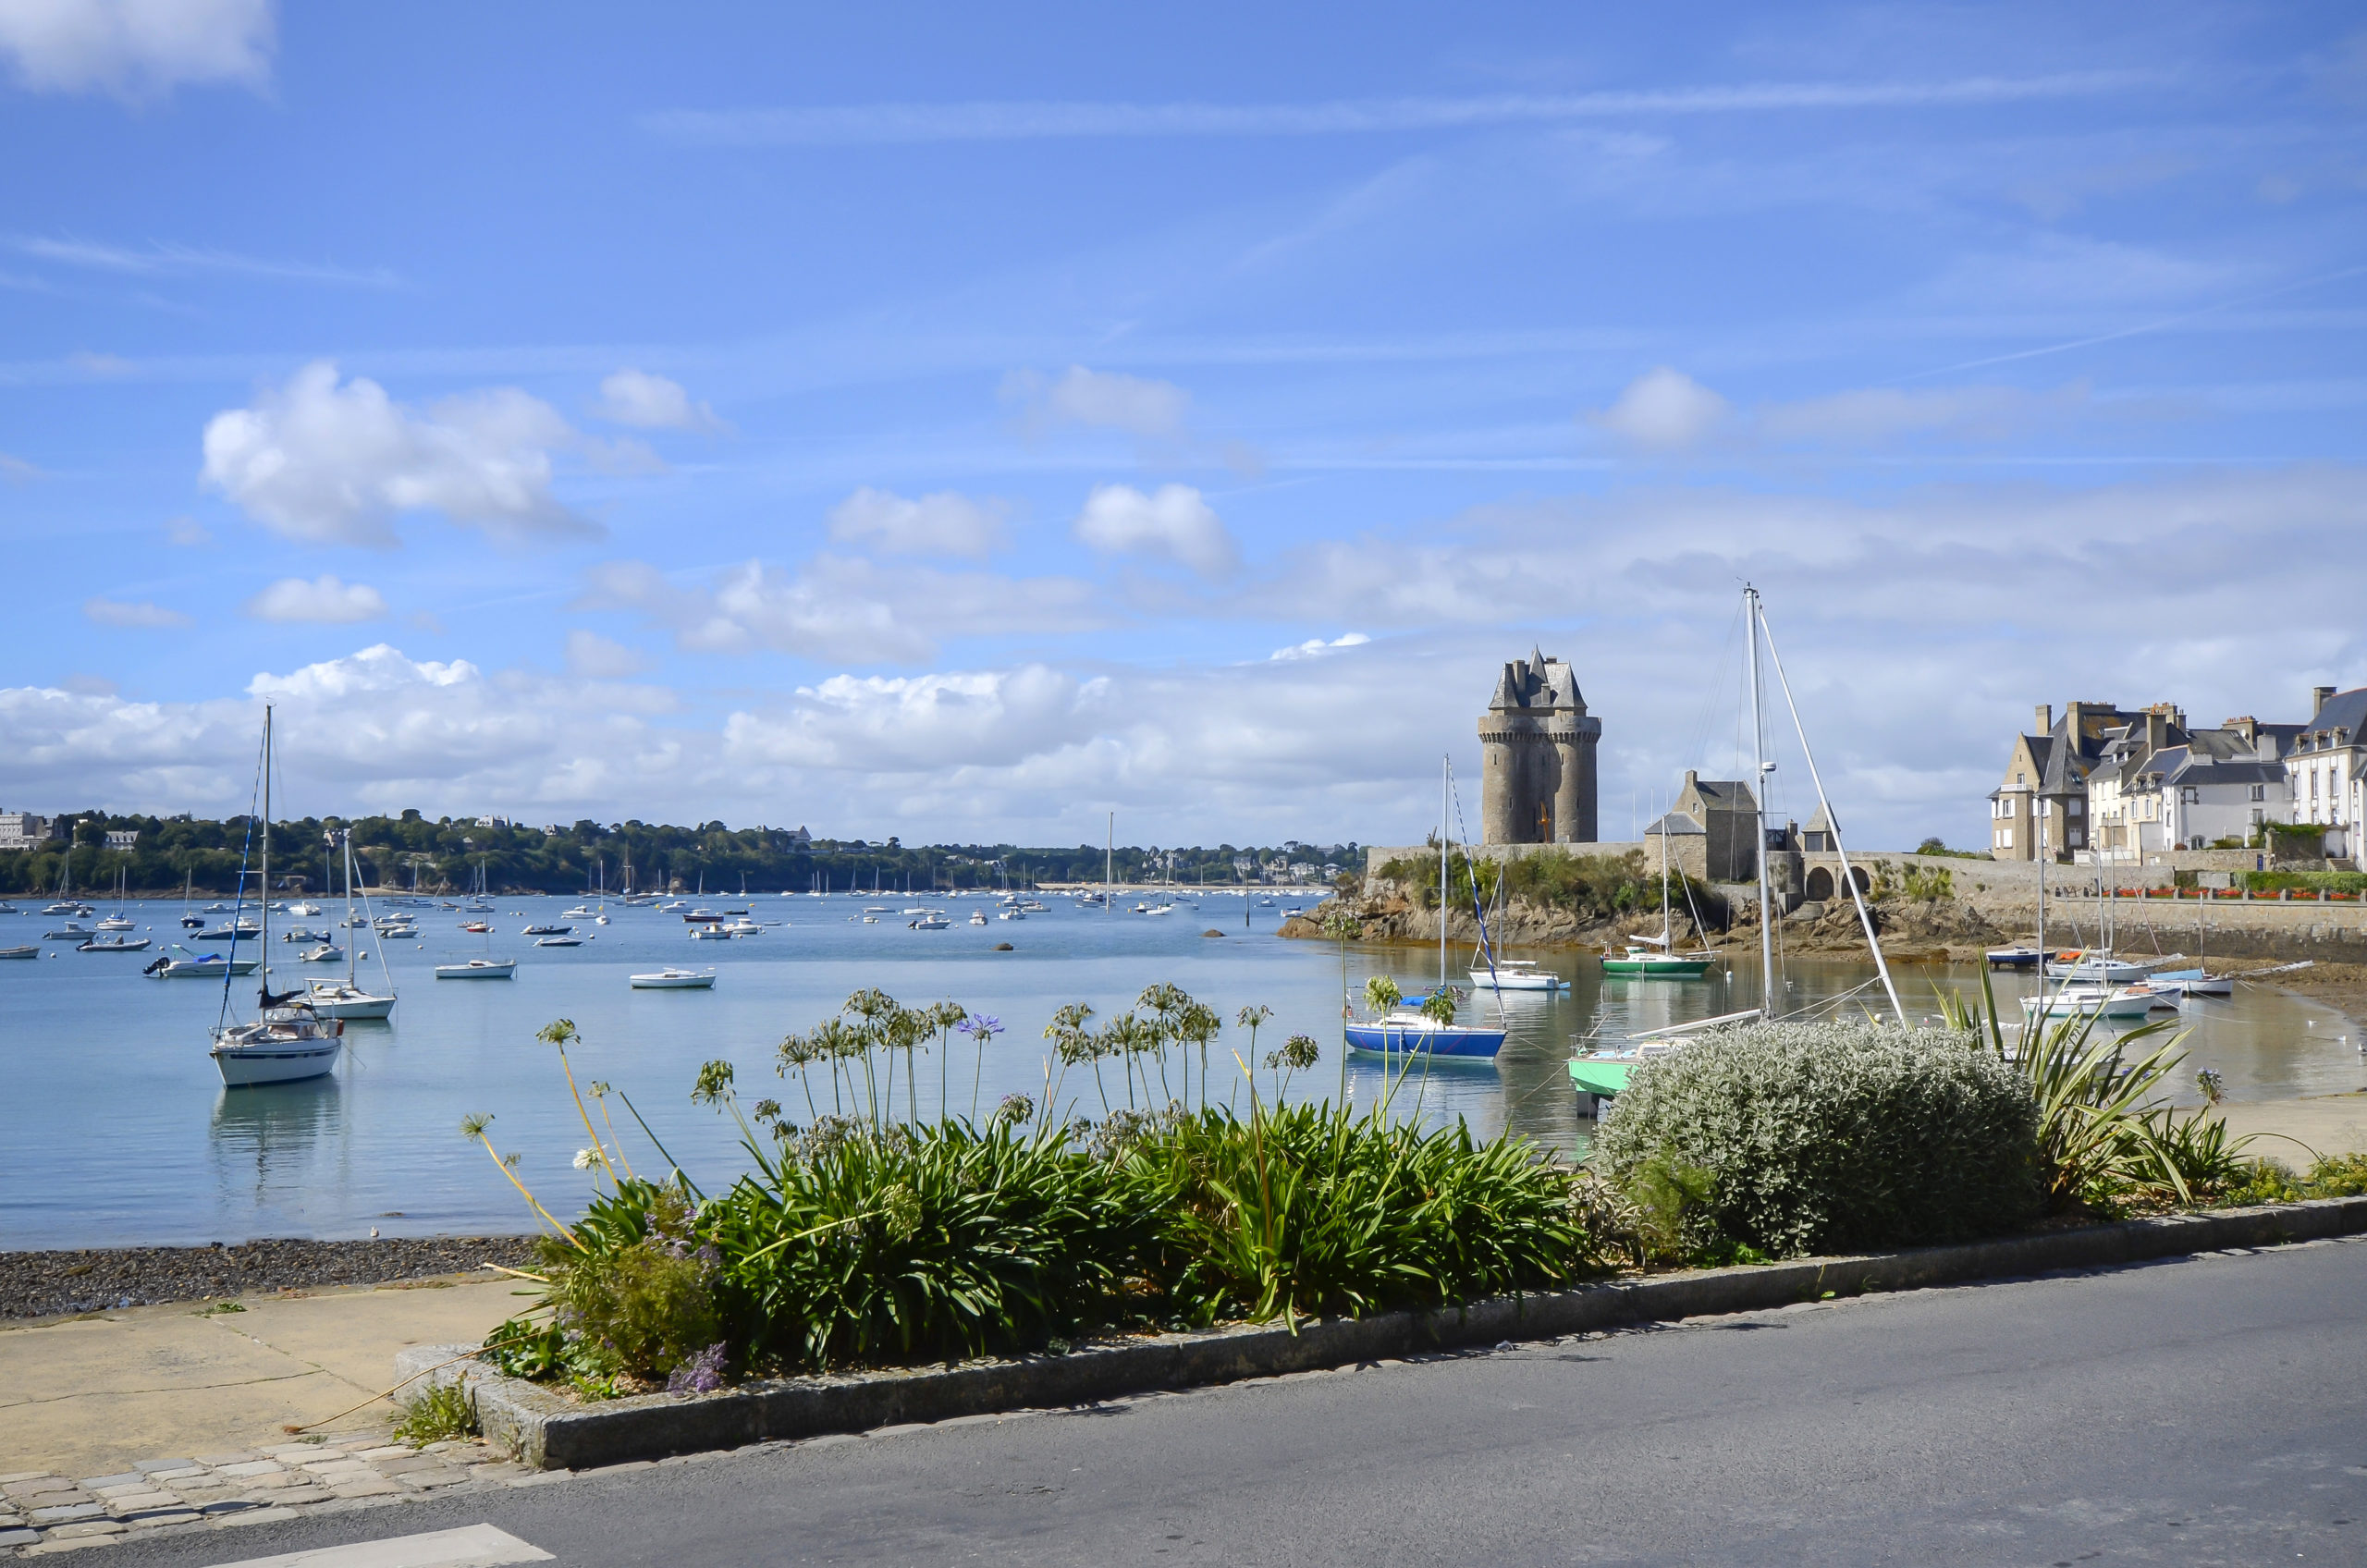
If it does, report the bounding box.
[112,1237,2367,1566]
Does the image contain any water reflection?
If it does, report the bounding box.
[210,1077,345,1210]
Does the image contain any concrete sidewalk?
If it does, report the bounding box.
[0,1273,525,1480]
[2215,1090,2367,1158]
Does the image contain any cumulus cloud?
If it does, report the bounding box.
[1003,365,1191,439]
[1073,484,1237,578]
[0,0,272,98]
[1588,367,1731,450]
[83,596,190,629]
[165,515,212,546]
[592,368,728,433]
[200,361,603,547]
[244,574,388,624]
[580,555,1103,665]
[827,486,1007,559]
[564,629,648,679]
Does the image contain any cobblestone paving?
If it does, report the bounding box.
[0,1433,550,1556]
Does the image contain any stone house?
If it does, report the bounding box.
[2288,686,2367,865]
[1646,771,1761,883]
[1988,701,2157,861]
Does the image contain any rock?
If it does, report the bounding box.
[993,942,1013,951]
[1202,929,1224,937]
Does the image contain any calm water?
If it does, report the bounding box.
[2,894,2359,1249]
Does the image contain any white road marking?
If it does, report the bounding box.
[198,1523,552,1568]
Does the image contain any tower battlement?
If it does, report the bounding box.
[1478,648,1601,844]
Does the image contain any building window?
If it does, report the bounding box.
[2068,799,2082,816]
[1999,827,2013,849]
[2250,784,2265,802]
[2181,787,2198,804]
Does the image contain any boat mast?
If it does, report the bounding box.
[1106,811,1113,916]
[1440,753,1450,993]
[258,704,271,1009]
[1745,587,1775,1010]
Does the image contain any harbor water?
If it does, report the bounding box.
[2,893,2360,1249]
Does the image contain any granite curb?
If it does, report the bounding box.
[399,1193,2367,1470]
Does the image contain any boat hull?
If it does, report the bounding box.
[1344,1021,1506,1059]
[1467,968,1562,991]
[435,962,517,980]
[306,994,395,1020]
[213,1040,343,1086]
[631,972,716,989]
[1566,1056,1634,1097]
[1600,955,1711,977]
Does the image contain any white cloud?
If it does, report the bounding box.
[827,486,1007,559]
[0,452,39,482]
[1589,367,1731,450]
[244,574,388,624]
[165,515,211,546]
[12,236,395,288]
[1073,484,1237,578]
[0,0,272,98]
[201,361,601,546]
[83,596,190,629]
[580,554,1103,664]
[591,368,727,433]
[1004,365,1190,438]
[564,629,648,679]
[1269,631,1370,661]
[1756,383,2085,446]
[642,73,2152,147]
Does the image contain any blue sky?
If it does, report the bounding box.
[2,2,2363,850]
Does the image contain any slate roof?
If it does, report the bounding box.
[1645,812,1705,837]
[2301,688,2367,747]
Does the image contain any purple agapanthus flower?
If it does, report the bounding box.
[667,1341,730,1395]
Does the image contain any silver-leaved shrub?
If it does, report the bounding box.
[1592,1022,2042,1257]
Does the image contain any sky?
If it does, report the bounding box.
[1,2,2363,851]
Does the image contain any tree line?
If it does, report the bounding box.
[0,810,1359,898]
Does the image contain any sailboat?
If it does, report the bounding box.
[1600,808,1712,978]
[301,829,397,1019]
[1346,756,1508,1060]
[1569,585,1897,1109]
[210,706,346,1086]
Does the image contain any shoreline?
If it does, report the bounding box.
[0,1234,538,1322]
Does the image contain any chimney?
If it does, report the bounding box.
[2145,709,2168,753]
[2035,703,2053,735]
[2314,685,2337,718]
[2226,716,2257,745]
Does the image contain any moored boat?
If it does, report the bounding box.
[631,967,717,989]
[435,958,518,979]
[209,706,344,1087]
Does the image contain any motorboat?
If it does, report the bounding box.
[970,910,988,925]
[281,925,329,943]
[689,925,733,940]
[460,920,490,934]
[44,922,95,941]
[96,914,136,933]
[301,943,346,963]
[1000,908,1024,921]
[146,949,258,977]
[302,977,396,1021]
[0,944,37,960]
[683,908,725,924]
[535,935,583,947]
[1984,946,2043,970]
[78,935,152,952]
[522,922,573,936]
[1468,959,1563,992]
[722,918,761,937]
[909,913,950,930]
[563,904,595,920]
[288,902,322,917]
[0,900,16,913]
[194,921,261,942]
[631,967,716,989]
[435,958,517,979]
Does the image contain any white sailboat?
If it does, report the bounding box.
[211,707,346,1086]
[303,828,397,1020]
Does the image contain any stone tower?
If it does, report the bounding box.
[1479,648,1601,844]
